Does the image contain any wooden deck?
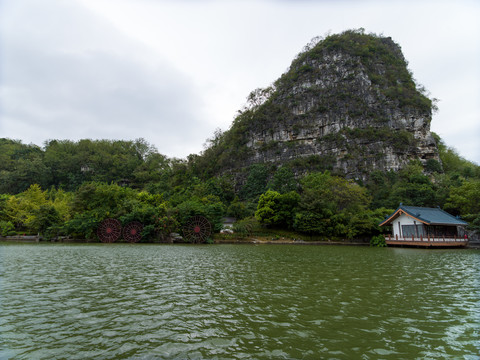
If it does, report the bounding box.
[385,235,468,248]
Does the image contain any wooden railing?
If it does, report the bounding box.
[384,234,468,246]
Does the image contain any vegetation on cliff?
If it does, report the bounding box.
[198,29,438,179]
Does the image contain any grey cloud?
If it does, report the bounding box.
[0,0,208,156]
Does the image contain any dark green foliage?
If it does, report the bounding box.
[294,172,391,239]
[72,182,137,217]
[468,215,480,232]
[29,205,62,239]
[227,196,253,219]
[293,171,372,238]
[154,213,180,242]
[175,198,225,233]
[239,164,270,201]
[390,183,436,207]
[63,212,100,240]
[267,166,298,194]
[370,234,387,247]
[444,179,480,230]
[43,138,159,191]
[0,194,10,222]
[203,176,235,206]
[0,221,15,236]
[366,161,438,209]
[255,190,300,229]
[0,138,171,194]
[118,204,159,242]
[232,217,258,236]
[366,170,399,209]
[434,133,480,179]
[0,139,50,193]
[425,159,443,173]
[59,182,166,240]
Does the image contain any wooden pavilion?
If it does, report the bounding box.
[379,205,468,248]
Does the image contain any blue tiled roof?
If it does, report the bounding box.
[380,205,468,226]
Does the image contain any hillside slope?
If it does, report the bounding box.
[201,30,439,181]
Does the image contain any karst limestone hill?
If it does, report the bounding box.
[199,29,440,182]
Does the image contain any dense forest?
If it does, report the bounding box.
[0,135,479,243]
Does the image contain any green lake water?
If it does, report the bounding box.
[1,243,479,359]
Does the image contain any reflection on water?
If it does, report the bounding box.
[1,244,479,359]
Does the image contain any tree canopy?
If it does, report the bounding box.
[0,134,478,241]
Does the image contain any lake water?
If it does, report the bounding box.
[1,243,479,359]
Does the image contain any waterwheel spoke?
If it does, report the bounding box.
[123,221,144,243]
[182,215,212,243]
[97,218,122,243]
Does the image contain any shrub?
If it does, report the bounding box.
[0,221,15,236]
[370,234,386,247]
[425,159,442,173]
[232,217,258,236]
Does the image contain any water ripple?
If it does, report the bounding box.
[1,243,479,359]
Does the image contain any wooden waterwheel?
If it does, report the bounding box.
[182,215,212,243]
[123,221,144,243]
[97,218,122,243]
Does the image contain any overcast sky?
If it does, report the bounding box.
[1,0,479,164]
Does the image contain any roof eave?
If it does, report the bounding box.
[379,208,430,226]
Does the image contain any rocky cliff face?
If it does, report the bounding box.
[205,30,440,181]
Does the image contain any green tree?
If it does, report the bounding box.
[384,161,436,208]
[365,170,398,209]
[0,221,15,236]
[444,179,480,229]
[5,184,49,231]
[63,212,100,239]
[240,164,270,200]
[294,171,372,238]
[435,135,480,179]
[227,196,253,219]
[0,194,11,222]
[132,152,171,189]
[48,188,75,223]
[267,166,297,194]
[255,190,280,226]
[300,171,370,213]
[68,182,169,240]
[175,195,226,234]
[370,234,387,247]
[0,139,50,193]
[28,205,62,239]
[3,184,74,237]
[43,138,162,191]
[255,190,299,228]
[154,208,180,242]
[43,139,84,190]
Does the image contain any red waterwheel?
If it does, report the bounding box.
[97,218,122,243]
[123,221,144,243]
[182,215,212,243]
